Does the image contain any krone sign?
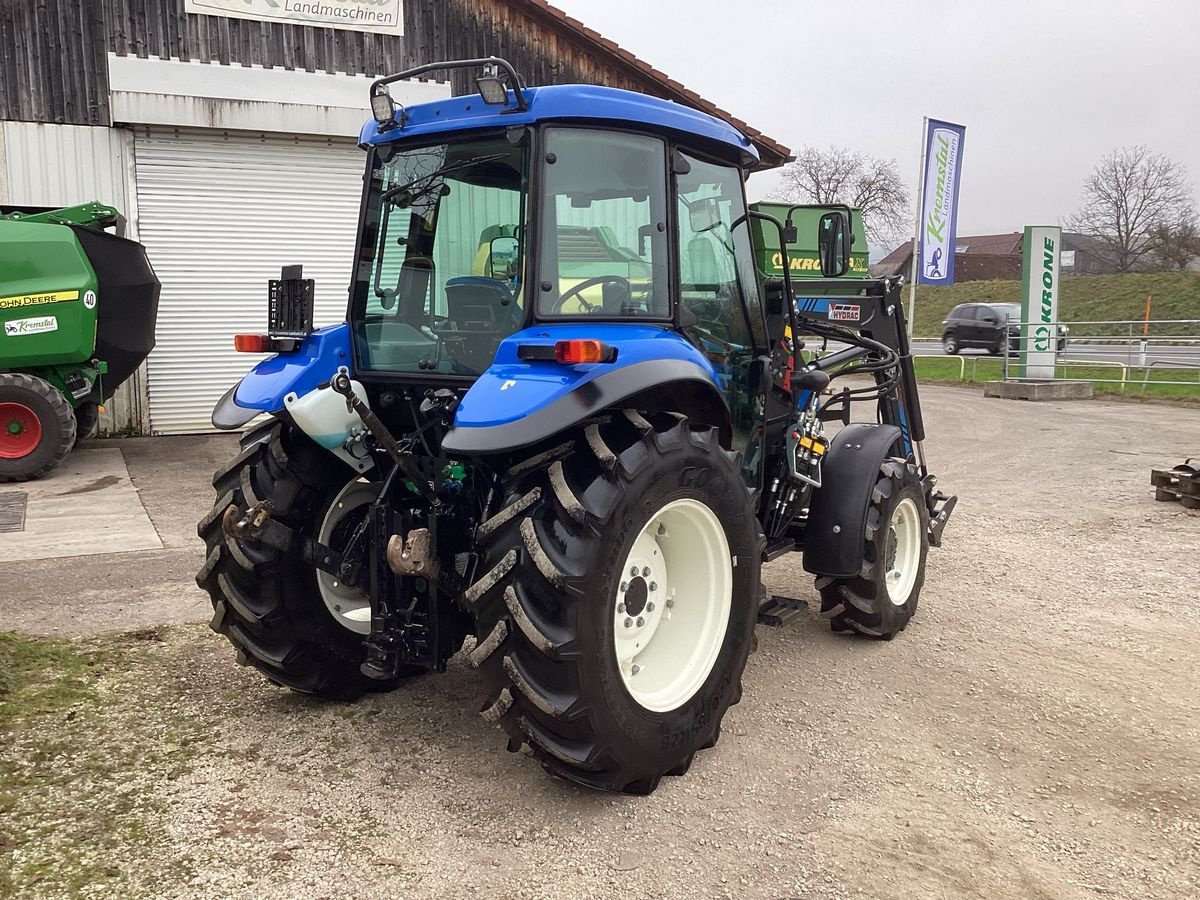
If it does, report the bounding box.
[185,0,404,36]
[1019,225,1062,380]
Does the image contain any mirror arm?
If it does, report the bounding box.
[745,211,802,380]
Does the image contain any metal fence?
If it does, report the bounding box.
[1002,319,1200,391]
[914,319,1200,394]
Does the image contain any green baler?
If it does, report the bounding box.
[0,202,160,481]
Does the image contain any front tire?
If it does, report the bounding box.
[196,421,416,700]
[942,332,959,355]
[817,459,928,639]
[467,411,762,794]
[0,373,76,483]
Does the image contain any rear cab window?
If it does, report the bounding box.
[537,128,669,318]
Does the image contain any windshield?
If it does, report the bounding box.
[351,133,529,376]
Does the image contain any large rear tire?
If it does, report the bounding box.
[817,458,928,639]
[466,411,762,794]
[0,373,76,483]
[196,420,418,700]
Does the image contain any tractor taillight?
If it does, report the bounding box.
[554,339,614,365]
[233,334,271,353]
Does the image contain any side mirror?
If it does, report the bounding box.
[782,219,798,244]
[489,236,519,278]
[688,197,723,234]
[818,211,851,277]
[982,315,997,324]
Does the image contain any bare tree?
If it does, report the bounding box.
[1149,217,1200,271]
[1066,146,1196,273]
[772,146,910,246]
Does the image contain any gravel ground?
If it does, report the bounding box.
[3,385,1199,899]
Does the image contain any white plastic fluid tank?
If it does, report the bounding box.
[284,379,369,450]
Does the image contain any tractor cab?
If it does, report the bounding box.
[348,63,850,461]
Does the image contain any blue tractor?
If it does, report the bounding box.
[199,59,956,794]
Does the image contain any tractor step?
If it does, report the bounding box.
[757,594,809,628]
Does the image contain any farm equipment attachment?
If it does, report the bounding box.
[198,58,955,794]
[0,203,159,480]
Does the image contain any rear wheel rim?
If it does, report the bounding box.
[885,497,921,606]
[0,402,42,459]
[316,479,379,635]
[612,498,732,713]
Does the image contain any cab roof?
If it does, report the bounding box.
[359,84,759,168]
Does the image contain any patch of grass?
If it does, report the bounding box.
[912,356,1200,400]
[905,271,1200,338]
[0,633,104,728]
[0,629,205,898]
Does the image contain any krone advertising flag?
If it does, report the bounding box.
[917,119,966,286]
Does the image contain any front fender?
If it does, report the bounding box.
[442,324,726,454]
[211,324,353,430]
[802,423,903,578]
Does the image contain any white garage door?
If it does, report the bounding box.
[134,128,366,433]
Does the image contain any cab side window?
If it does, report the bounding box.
[675,152,765,455]
[675,154,766,352]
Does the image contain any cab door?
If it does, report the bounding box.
[672,150,768,462]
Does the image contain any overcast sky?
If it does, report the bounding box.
[552,0,1200,251]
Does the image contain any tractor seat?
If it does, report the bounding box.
[443,276,515,332]
[440,276,519,374]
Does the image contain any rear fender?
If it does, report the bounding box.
[212,324,352,430]
[802,423,903,578]
[441,324,728,454]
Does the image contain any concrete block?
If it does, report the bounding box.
[983,380,1094,401]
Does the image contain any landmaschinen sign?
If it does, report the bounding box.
[185,0,404,36]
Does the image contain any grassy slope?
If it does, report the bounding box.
[904,271,1200,337]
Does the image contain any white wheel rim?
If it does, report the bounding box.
[316,478,378,635]
[612,498,733,713]
[885,497,921,606]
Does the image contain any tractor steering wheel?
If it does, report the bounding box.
[550,275,632,315]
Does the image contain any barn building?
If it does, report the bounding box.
[0,0,788,433]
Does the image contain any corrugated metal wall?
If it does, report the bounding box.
[0,122,133,209]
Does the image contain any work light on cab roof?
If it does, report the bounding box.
[371,56,529,132]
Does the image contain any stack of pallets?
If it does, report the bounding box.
[1151,460,1200,509]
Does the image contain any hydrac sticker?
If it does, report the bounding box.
[829,303,861,322]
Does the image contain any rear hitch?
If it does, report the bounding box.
[221,502,348,580]
[386,527,440,582]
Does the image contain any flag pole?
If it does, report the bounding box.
[906,116,928,339]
